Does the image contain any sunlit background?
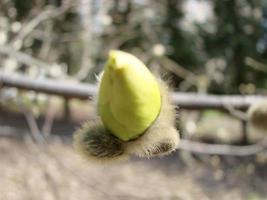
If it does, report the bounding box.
[0,0,267,200]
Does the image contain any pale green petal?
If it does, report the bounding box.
[98,50,161,141]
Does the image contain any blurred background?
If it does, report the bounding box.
[0,0,267,199]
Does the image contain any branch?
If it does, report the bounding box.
[0,45,51,69]
[160,56,197,80]
[245,57,267,74]
[19,105,46,145]
[1,126,266,156]
[11,2,78,49]
[73,0,93,80]
[171,92,265,110]
[179,138,267,156]
[1,109,266,157]
[0,73,265,110]
[11,9,55,49]
[0,73,97,99]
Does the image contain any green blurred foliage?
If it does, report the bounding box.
[0,0,266,94]
[199,0,265,93]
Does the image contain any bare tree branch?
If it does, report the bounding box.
[246,57,267,74]
[1,126,266,157]
[0,73,97,99]
[11,9,55,49]
[179,138,267,156]
[11,2,79,50]
[171,92,265,110]
[19,104,46,145]
[0,73,265,110]
[42,98,55,137]
[0,45,51,69]
[73,0,93,80]
[0,108,266,157]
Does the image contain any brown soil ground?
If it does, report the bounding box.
[0,137,266,200]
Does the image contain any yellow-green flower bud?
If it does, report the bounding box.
[98,50,161,141]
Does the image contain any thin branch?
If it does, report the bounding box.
[11,9,55,49]
[159,56,197,80]
[0,45,51,69]
[158,56,199,91]
[179,138,267,156]
[0,73,97,99]
[171,92,265,110]
[11,2,78,50]
[21,107,46,145]
[73,0,93,80]
[223,102,249,121]
[15,93,47,144]
[245,57,267,74]
[38,21,53,60]
[0,73,265,110]
[41,98,55,137]
[1,127,267,157]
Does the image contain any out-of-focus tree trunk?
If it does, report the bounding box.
[74,0,93,81]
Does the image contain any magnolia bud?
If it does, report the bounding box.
[74,50,179,162]
[98,50,161,141]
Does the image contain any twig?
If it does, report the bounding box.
[179,138,267,156]
[1,121,266,157]
[0,73,97,99]
[15,96,46,144]
[158,56,199,91]
[160,56,197,80]
[41,98,55,137]
[22,108,46,145]
[11,9,55,49]
[0,45,51,69]
[11,2,78,50]
[171,92,265,110]
[73,0,93,81]
[140,18,198,89]
[38,21,53,60]
[223,102,249,121]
